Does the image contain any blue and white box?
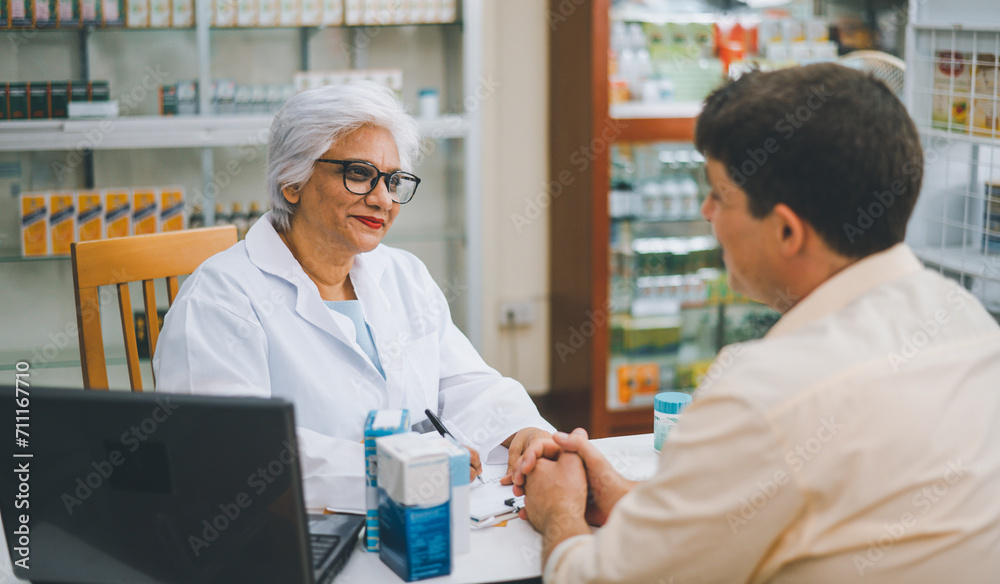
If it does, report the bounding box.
[420,433,470,555]
[376,433,451,581]
[364,409,410,552]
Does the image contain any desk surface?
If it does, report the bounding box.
[337,433,659,584]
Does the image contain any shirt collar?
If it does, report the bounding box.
[765,243,924,339]
[244,211,389,286]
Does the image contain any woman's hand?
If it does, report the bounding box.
[499,427,552,485]
[465,444,482,482]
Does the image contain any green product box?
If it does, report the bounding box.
[10,0,32,27]
[2,0,8,29]
[160,83,178,115]
[8,83,28,120]
[58,0,81,27]
[69,80,89,102]
[80,0,100,25]
[28,81,50,120]
[33,0,57,27]
[102,0,123,26]
[0,85,8,120]
[50,82,68,118]
[90,80,110,101]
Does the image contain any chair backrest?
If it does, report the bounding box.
[71,225,238,391]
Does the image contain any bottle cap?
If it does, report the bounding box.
[654,392,692,414]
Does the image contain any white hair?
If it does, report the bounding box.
[266,81,421,232]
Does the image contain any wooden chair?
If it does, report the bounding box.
[71,226,238,391]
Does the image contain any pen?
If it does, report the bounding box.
[425,408,484,484]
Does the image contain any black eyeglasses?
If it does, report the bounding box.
[315,159,421,204]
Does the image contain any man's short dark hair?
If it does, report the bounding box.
[694,63,923,258]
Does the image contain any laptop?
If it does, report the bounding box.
[0,386,364,584]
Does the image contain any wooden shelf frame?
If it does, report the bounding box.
[548,0,698,438]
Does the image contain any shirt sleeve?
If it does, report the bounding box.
[545,392,805,584]
[411,263,554,457]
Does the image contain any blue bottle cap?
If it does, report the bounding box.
[654,392,692,414]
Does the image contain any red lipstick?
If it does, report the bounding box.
[354,216,385,229]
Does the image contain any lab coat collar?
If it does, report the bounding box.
[766,243,924,339]
[244,214,397,385]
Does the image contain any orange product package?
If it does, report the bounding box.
[48,192,76,256]
[132,189,158,235]
[21,193,49,258]
[105,190,132,239]
[77,191,105,242]
[159,187,186,232]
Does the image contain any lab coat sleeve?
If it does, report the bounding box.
[544,392,805,584]
[410,264,555,458]
[153,293,367,512]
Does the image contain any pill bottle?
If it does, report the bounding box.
[418,88,439,119]
[654,392,692,452]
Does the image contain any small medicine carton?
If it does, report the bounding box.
[419,433,470,555]
[364,409,410,552]
[376,433,451,582]
[20,193,49,258]
[104,190,132,239]
[48,192,76,256]
[132,188,158,235]
[159,187,186,232]
[76,191,104,243]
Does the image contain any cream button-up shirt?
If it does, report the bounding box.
[546,244,1000,583]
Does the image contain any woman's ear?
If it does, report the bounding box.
[281,185,300,205]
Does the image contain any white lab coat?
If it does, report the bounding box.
[153,213,553,512]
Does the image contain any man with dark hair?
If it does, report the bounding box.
[516,64,1000,583]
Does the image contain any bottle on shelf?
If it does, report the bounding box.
[247,201,264,231]
[188,204,205,229]
[231,202,249,240]
[214,203,231,226]
[675,151,702,220]
[658,151,682,221]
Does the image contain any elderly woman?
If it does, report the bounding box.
[153,82,553,512]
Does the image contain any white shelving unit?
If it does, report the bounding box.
[0,114,472,151]
[903,0,1000,317]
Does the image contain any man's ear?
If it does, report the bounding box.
[772,203,807,257]
[281,185,300,205]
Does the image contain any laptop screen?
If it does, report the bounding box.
[0,386,316,584]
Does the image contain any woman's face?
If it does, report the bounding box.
[282,125,401,259]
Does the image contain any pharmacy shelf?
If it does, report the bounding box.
[913,245,1000,279]
[610,101,703,120]
[0,114,470,152]
[917,126,1000,148]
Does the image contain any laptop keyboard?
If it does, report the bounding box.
[310,533,342,569]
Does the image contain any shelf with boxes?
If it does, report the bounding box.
[0,0,458,29]
[1,0,488,379]
[0,113,470,150]
[903,20,1000,317]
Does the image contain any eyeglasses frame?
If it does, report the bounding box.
[315,158,421,204]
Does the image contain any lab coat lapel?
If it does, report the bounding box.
[351,249,407,408]
[244,214,367,356]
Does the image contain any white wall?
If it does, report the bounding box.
[478,0,550,394]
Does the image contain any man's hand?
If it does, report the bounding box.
[464,445,482,482]
[522,451,590,565]
[499,427,551,485]
[514,428,636,527]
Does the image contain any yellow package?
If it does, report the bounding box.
[49,192,77,256]
[132,188,158,235]
[159,187,186,232]
[21,193,49,258]
[105,190,132,239]
[77,191,105,243]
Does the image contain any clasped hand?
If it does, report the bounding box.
[512,428,636,529]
